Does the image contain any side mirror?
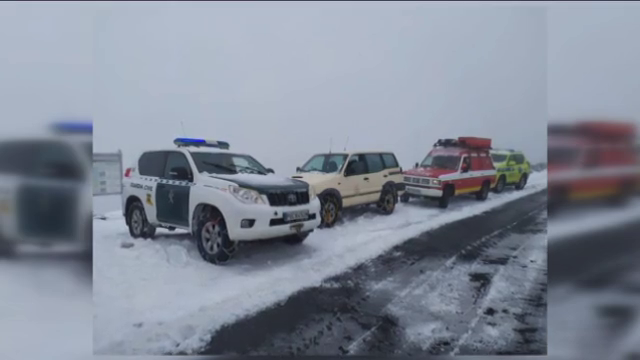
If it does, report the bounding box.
[169,166,191,181]
[296,166,301,173]
[266,168,275,174]
[414,162,419,169]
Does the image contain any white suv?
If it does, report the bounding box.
[121,138,322,264]
[0,122,93,257]
[292,151,404,227]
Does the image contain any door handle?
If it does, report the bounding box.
[383,175,388,178]
[364,177,369,181]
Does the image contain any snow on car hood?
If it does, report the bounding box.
[202,172,308,191]
[403,167,458,178]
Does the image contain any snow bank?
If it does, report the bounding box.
[93,171,547,355]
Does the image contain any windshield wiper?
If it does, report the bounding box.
[202,161,238,174]
[233,164,267,175]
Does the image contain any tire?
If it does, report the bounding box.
[476,181,490,201]
[283,231,311,245]
[438,186,453,209]
[195,211,235,265]
[493,175,506,194]
[126,202,156,239]
[319,194,340,228]
[378,187,397,215]
[400,193,410,203]
[515,174,528,190]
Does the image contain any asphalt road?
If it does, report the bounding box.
[200,190,548,356]
[548,217,640,360]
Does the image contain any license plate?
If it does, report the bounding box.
[284,210,309,222]
[407,187,420,194]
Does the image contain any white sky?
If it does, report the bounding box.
[1,2,639,173]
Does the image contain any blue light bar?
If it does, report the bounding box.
[173,138,230,149]
[51,121,93,134]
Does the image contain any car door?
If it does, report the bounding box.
[381,153,403,183]
[341,154,370,207]
[512,154,525,181]
[136,151,167,224]
[155,151,193,228]
[363,153,386,203]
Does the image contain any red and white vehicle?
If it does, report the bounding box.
[548,120,639,211]
[400,137,497,208]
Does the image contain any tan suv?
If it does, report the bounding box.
[292,151,404,227]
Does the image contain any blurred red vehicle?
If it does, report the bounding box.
[548,120,639,211]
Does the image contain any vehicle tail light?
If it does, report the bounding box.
[124,168,132,177]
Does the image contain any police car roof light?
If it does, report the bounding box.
[173,138,230,149]
[51,121,93,134]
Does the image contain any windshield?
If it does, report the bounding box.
[420,154,461,171]
[491,154,508,163]
[191,152,269,175]
[300,154,348,173]
[548,147,581,166]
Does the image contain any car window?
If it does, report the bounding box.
[345,154,368,176]
[190,152,268,175]
[462,156,471,170]
[139,151,167,177]
[32,141,84,181]
[301,155,325,172]
[421,154,461,171]
[513,154,525,165]
[364,154,384,173]
[300,154,348,173]
[163,152,192,180]
[491,154,508,163]
[0,141,35,175]
[381,153,399,169]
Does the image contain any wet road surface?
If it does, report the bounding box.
[200,190,548,356]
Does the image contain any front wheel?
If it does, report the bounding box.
[378,188,397,215]
[195,212,235,265]
[438,187,452,209]
[320,194,340,228]
[283,231,311,245]
[493,175,506,194]
[515,174,528,190]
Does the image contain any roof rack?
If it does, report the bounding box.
[434,137,492,150]
[174,138,230,149]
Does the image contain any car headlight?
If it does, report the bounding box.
[431,179,441,186]
[309,186,317,200]
[229,185,265,205]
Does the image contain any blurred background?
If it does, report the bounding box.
[1,1,639,359]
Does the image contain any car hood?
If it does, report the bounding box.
[290,172,337,185]
[403,167,457,178]
[203,173,308,192]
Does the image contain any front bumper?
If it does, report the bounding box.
[404,184,443,198]
[226,197,322,241]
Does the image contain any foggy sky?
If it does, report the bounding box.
[93,2,547,174]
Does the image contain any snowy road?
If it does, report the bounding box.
[201,191,547,356]
[93,171,546,355]
[548,219,640,360]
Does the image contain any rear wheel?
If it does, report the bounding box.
[378,187,397,215]
[283,231,311,245]
[320,194,340,228]
[515,174,528,190]
[493,175,506,194]
[127,202,156,239]
[476,181,490,201]
[195,211,235,265]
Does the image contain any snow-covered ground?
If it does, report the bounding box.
[0,258,92,360]
[93,171,547,355]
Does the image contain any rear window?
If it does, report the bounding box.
[381,153,399,169]
[138,151,167,177]
[512,154,525,165]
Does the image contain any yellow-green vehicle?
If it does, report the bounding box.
[490,149,531,193]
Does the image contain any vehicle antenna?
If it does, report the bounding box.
[329,137,332,154]
[344,136,349,151]
[180,121,187,136]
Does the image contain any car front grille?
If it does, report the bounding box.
[267,190,310,206]
[404,176,433,186]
